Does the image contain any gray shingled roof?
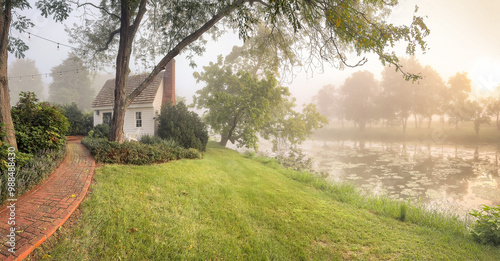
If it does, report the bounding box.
[92,71,165,108]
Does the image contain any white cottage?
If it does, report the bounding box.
[91,60,176,140]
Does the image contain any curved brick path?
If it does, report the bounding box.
[0,137,95,260]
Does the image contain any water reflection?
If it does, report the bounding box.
[304,140,500,216]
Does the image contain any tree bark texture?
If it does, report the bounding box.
[0,3,17,149]
[109,0,147,143]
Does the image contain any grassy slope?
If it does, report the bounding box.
[34,142,499,260]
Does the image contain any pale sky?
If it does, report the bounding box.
[8,0,500,107]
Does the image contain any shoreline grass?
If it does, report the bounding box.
[31,142,500,260]
[247,154,470,235]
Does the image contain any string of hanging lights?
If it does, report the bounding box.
[7,31,91,81]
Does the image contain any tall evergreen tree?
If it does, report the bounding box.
[48,55,94,111]
[8,59,44,105]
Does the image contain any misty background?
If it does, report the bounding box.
[6,0,500,111]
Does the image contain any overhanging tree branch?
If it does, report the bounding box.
[77,2,120,20]
[96,28,119,52]
[130,0,147,36]
[125,0,248,107]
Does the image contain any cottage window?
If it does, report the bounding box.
[103,112,112,126]
[136,112,142,128]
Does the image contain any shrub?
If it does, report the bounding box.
[0,146,66,204]
[11,92,69,154]
[469,205,500,245]
[139,134,179,148]
[58,103,93,136]
[81,137,201,165]
[275,147,312,171]
[0,123,10,171]
[90,123,110,139]
[139,134,164,145]
[157,102,208,151]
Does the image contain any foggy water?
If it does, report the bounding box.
[233,139,500,217]
[302,140,500,216]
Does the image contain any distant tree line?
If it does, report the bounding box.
[314,57,500,135]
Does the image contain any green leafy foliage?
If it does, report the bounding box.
[469,205,500,246]
[58,103,93,136]
[81,137,201,165]
[341,70,379,131]
[0,146,66,205]
[139,134,179,148]
[0,124,16,172]
[48,55,94,111]
[11,92,69,154]
[157,102,208,152]
[274,147,313,172]
[194,56,327,150]
[66,0,429,143]
[89,124,110,139]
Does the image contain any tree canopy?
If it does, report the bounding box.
[8,59,44,105]
[66,0,429,143]
[193,55,326,150]
[341,70,378,131]
[48,55,94,111]
[0,0,71,149]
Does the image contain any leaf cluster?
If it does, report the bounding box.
[194,55,327,150]
[469,205,500,246]
[69,0,429,80]
[157,102,209,152]
[58,102,94,136]
[81,137,202,164]
[11,92,69,154]
[5,0,71,58]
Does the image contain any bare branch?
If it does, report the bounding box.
[126,0,249,107]
[330,38,367,68]
[96,28,120,52]
[130,0,148,35]
[77,2,120,20]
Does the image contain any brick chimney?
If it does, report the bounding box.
[162,59,176,106]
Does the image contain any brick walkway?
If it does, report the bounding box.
[0,137,95,261]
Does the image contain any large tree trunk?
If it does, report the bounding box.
[109,3,130,143]
[220,115,239,147]
[109,0,146,143]
[220,136,229,147]
[0,5,17,149]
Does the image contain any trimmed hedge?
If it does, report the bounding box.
[81,137,202,164]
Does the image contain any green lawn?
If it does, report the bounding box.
[32,142,500,260]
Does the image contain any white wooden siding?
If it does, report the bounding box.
[152,80,164,135]
[123,106,155,138]
[93,109,113,126]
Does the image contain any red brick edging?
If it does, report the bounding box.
[0,137,95,260]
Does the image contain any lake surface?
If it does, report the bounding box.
[233,139,500,217]
[302,140,500,217]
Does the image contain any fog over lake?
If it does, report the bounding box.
[233,139,500,218]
